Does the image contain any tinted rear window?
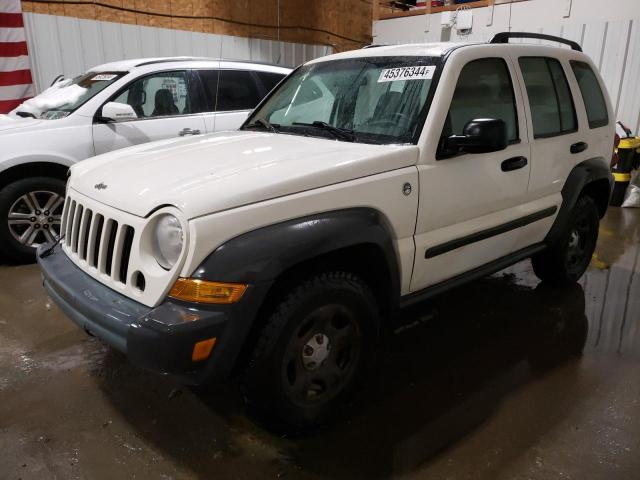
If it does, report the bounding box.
[197,69,263,112]
[570,61,609,129]
[217,70,262,111]
[519,57,577,138]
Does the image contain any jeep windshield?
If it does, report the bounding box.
[13,71,125,120]
[243,56,440,145]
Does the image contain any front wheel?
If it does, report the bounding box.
[241,271,380,431]
[532,195,600,285]
[0,177,66,263]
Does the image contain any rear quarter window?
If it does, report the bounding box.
[256,71,286,94]
[570,61,609,129]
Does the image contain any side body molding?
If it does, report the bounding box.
[545,157,613,245]
[192,208,401,302]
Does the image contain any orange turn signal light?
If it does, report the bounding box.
[192,337,217,362]
[169,278,247,304]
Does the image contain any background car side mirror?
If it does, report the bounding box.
[446,118,508,154]
[98,102,138,123]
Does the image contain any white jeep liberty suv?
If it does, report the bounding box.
[38,33,614,429]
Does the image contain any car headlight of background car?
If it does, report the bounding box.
[153,213,184,270]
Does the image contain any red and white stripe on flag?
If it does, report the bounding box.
[0,0,34,113]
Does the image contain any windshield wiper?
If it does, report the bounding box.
[245,118,280,133]
[292,121,356,142]
[15,111,36,119]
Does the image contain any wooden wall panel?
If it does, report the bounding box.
[21,0,373,52]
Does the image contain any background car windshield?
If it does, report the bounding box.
[18,72,124,119]
[246,57,439,144]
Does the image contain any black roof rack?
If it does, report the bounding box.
[362,44,390,49]
[489,32,582,52]
[134,57,285,68]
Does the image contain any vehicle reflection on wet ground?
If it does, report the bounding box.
[1,208,638,479]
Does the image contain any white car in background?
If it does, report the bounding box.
[0,57,290,261]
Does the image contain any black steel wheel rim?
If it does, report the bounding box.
[281,303,361,407]
[565,211,596,274]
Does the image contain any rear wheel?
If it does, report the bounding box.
[0,177,65,263]
[241,271,380,432]
[532,195,599,284]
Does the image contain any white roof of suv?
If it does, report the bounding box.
[309,33,585,63]
[88,57,291,74]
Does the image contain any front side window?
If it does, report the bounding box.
[112,71,190,118]
[13,71,125,119]
[519,57,577,138]
[570,61,608,129]
[441,57,519,151]
[243,56,440,145]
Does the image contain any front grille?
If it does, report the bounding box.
[61,196,136,286]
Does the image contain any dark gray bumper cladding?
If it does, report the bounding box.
[37,244,243,384]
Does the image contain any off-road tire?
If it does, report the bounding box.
[241,271,380,432]
[532,195,599,285]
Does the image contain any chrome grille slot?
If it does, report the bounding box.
[89,214,104,268]
[118,226,135,284]
[71,204,83,253]
[65,199,76,245]
[78,209,92,260]
[60,197,71,237]
[104,220,118,277]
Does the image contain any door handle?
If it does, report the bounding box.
[179,128,201,136]
[570,142,588,154]
[501,156,528,172]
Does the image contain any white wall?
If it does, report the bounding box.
[374,0,640,132]
[23,13,331,94]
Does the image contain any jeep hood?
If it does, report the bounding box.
[70,130,419,219]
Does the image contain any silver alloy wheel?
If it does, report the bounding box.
[7,190,64,247]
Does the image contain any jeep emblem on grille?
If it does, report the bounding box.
[94,182,108,190]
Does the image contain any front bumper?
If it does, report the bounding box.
[37,244,268,385]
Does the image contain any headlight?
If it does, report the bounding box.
[153,214,183,270]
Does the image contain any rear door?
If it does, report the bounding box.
[510,54,590,250]
[412,51,532,291]
[197,69,266,132]
[92,70,206,155]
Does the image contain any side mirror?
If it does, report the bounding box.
[98,102,138,123]
[446,118,508,154]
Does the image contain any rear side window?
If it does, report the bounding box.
[570,61,609,129]
[197,69,263,112]
[255,71,286,94]
[217,70,262,111]
[519,57,577,138]
[442,57,519,144]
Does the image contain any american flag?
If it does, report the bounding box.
[0,0,34,113]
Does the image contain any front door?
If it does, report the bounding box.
[412,53,532,291]
[92,70,206,155]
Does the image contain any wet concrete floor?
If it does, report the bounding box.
[1,207,639,480]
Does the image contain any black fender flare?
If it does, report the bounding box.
[192,207,401,302]
[545,157,613,245]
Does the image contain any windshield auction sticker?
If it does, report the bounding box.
[91,74,118,81]
[378,66,436,82]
